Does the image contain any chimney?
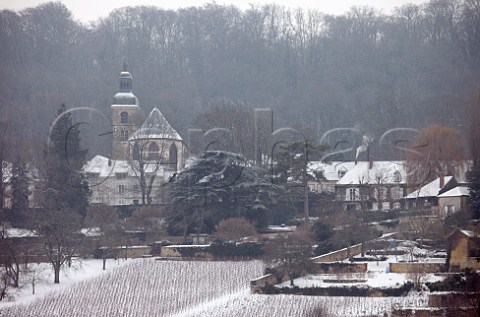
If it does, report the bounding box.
[108,159,112,167]
[355,159,357,165]
[439,172,445,188]
[369,156,373,169]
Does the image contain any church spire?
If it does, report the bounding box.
[119,58,132,93]
[112,60,138,106]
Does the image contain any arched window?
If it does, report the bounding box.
[132,142,140,160]
[120,112,128,124]
[393,171,402,183]
[147,142,160,160]
[120,129,128,141]
[169,143,178,170]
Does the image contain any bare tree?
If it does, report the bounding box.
[265,226,314,286]
[31,208,83,284]
[0,228,20,288]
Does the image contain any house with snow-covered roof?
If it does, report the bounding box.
[404,174,457,211]
[83,61,188,206]
[334,160,407,211]
[307,161,356,193]
[437,186,470,218]
[448,229,480,271]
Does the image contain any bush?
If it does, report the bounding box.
[210,240,264,257]
[426,269,480,292]
[261,282,413,296]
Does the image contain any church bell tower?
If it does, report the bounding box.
[111,59,141,160]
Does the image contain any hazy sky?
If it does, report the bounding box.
[1,0,429,23]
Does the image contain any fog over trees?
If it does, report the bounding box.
[0,0,479,159]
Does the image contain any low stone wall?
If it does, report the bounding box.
[160,245,211,259]
[250,274,281,293]
[313,262,367,274]
[449,258,480,271]
[311,243,364,263]
[389,262,445,273]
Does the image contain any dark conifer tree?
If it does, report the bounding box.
[41,104,89,216]
[9,160,30,224]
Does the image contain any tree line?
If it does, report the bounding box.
[1,0,480,159]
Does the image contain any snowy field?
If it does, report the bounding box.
[0,258,435,317]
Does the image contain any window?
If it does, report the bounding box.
[169,143,177,167]
[346,204,356,211]
[116,173,127,179]
[133,199,139,205]
[376,186,387,200]
[121,129,129,142]
[348,188,356,201]
[118,185,125,195]
[133,185,140,194]
[120,112,128,123]
[393,171,402,183]
[446,205,455,215]
[391,186,403,199]
[132,142,140,160]
[147,142,160,160]
[338,168,347,179]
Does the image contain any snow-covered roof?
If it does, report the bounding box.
[459,229,475,237]
[112,92,139,106]
[308,161,356,181]
[129,107,182,141]
[336,161,407,185]
[438,186,470,198]
[82,155,172,178]
[81,228,102,237]
[405,176,453,199]
[2,228,37,238]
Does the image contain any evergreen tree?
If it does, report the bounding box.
[41,104,89,216]
[166,151,284,238]
[9,160,30,224]
[468,163,480,219]
[468,88,480,219]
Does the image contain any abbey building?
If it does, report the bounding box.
[83,61,188,206]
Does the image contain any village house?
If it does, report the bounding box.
[404,175,457,212]
[307,161,356,193]
[447,229,480,271]
[437,186,470,219]
[334,160,407,211]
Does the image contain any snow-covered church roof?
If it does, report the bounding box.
[129,107,182,141]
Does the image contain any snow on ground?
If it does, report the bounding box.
[0,258,130,308]
[0,259,265,317]
[279,240,446,289]
[0,239,448,317]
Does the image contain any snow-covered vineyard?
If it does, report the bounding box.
[0,259,432,317]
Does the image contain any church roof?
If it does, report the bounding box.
[129,107,182,141]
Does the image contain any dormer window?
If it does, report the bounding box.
[120,112,128,123]
[338,167,347,179]
[393,170,402,183]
